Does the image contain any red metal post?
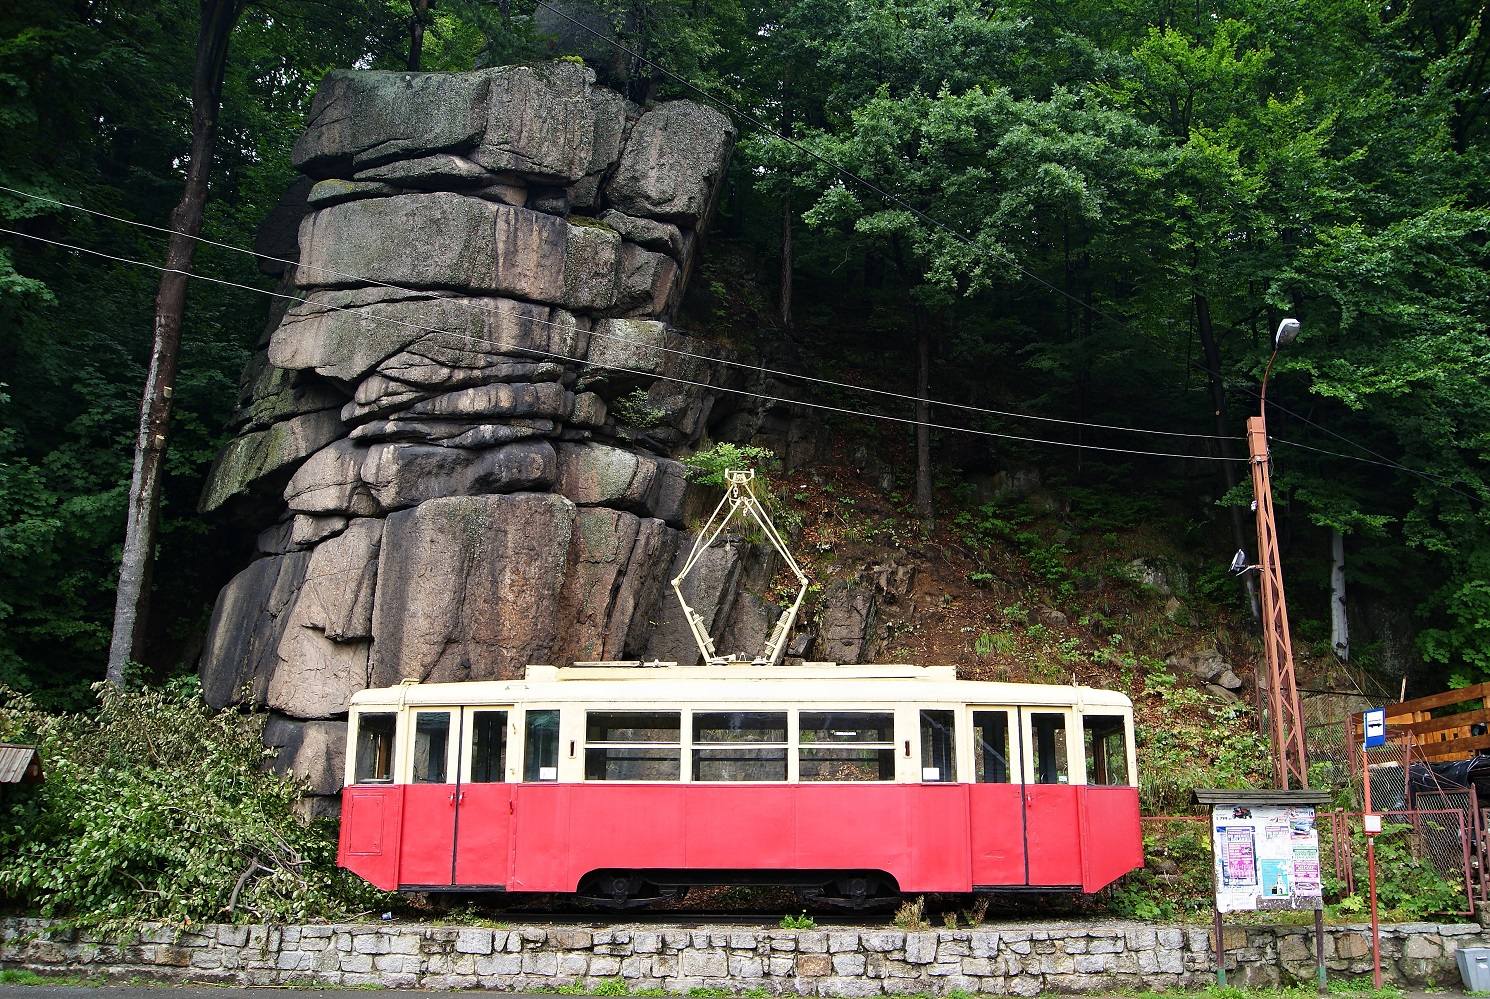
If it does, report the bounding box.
[1363,743,1382,989]
[1247,415,1310,789]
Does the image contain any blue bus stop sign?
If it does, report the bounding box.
[1362,708,1387,749]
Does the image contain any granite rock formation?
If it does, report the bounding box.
[197,62,793,810]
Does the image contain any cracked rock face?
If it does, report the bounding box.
[198,61,767,809]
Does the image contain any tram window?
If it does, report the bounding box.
[693,711,787,781]
[523,709,559,782]
[919,710,957,782]
[353,712,395,784]
[469,710,508,783]
[411,712,450,784]
[1083,714,1130,786]
[585,711,681,781]
[799,711,894,781]
[1030,712,1070,785]
[973,711,1011,783]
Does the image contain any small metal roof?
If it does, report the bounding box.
[0,743,42,784]
[1192,788,1330,806]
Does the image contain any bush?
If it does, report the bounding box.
[681,443,777,488]
[0,682,387,927]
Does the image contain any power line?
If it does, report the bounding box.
[0,225,1250,464]
[0,183,1239,443]
[522,8,1482,508]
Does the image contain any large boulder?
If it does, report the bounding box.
[199,408,344,513]
[263,714,348,797]
[266,519,381,718]
[369,493,577,683]
[555,442,688,525]
[552,508,676,664]
[291,70,491,174]
[294,193,623,311]
[359,440,557,511]
[285,440,378,516]
[606,101,734,226]
[200,552,311,710]
[474,62,627,183]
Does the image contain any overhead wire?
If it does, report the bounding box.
[0,183,1239,443]
[529,2,1485,505]
[0,224,1251,463]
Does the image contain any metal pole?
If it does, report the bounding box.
[1314,907,1327,994]
[1363,742,1382,989]
[1248,412,1310,789]
[1213,903,1227,988]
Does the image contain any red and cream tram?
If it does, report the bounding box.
[337,661,1142,906]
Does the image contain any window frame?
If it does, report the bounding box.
[1021,707,1082,786]
[1079,709,1136,788]
[461,706,515,784]
[348,708,399,786]
[583,709,685,782]
[796,708,899,784]
[406,708,459,785]
[690,709,791,784]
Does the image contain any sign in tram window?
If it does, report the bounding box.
[411,712,451,784]
[585,711,681,781]
[523,709,559,782]
[919,710,957,782]
[1029,712,1070,784]
[1082,715,1129,786]
[973,711,1012,783]
[354,712,396,784]
[469,710,508,783]
[799,711,895,781]
[692,711,787,781]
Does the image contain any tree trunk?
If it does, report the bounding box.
[105,0,240,687]
[1196,293,1260,621]
[408,0,431,71]
[1331,528,1349,661]
[778,195,793,329]
[913,311,934,525]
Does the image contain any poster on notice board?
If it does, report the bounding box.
[1211,803,1323,911]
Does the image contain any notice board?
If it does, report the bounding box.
[1211,802,1323,911]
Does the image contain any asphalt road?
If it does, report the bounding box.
[0,989,1470,999]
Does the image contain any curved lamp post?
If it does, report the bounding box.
[1248,318,1310,790]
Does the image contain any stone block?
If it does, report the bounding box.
[680,949,727,977]
[455,928,494,955]
[832,953,866,975]
[862,931,904,953]
[827,931,860,953]
[796,953,832,977]
[819,977,881,997]
[550,928,594,950]
[475,952,522,976]
[797,931,828,954]
[633,931,661,954]
[730,955,764,978]
[591,956,621,976]
[905,932,937,964]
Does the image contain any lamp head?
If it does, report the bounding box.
[1228,549,1249,575]
[1274,317,1300,349]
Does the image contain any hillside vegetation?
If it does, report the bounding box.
[2,1,1486,712]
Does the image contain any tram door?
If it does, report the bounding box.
[452,707,514,886]
[399,707,461,887]
[968,707,1028,886]
[1020,707,1083,886]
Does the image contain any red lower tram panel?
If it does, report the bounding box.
[339,783,1142,895]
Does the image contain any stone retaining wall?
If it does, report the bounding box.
[2,918,1483,993]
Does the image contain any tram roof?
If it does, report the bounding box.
[348,662,1133,710]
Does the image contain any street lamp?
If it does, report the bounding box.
[1247,317,1309,790]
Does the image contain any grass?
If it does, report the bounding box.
[0,969,107,986]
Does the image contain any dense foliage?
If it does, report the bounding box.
[2,0,1487,701]
[0,682,386,926]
